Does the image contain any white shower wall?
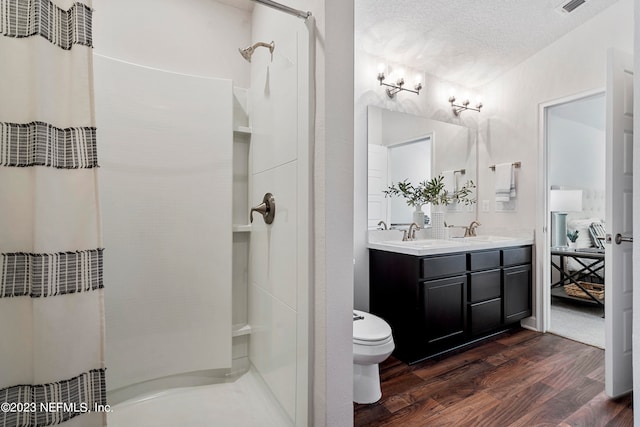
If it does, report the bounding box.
[248,5,311,426]
[94,1,312,423]
[95,54,234,390]
[93,0,251,86]
[94,0,253,393]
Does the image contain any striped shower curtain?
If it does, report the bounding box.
[0,1,107,426]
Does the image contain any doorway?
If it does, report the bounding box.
[544,92,606,349]
[367,135,433,229]
[541,51,635,397]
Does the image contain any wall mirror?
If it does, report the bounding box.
[367,105,477,229]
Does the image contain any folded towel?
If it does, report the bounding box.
[495,163,516,202]
[441,170,456,193]
[510,166,516,198]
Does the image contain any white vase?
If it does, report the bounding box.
[412,207,425,226]
[430,205,447,239]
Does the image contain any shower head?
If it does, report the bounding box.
[239,46,254,62]
[238,41,275,63]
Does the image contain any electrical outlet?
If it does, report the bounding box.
[482,200,490,212]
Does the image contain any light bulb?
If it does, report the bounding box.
[448,88,456,102]
[376,63,386,82]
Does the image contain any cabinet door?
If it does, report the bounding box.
[420,275,467,344]
[503,264,532,323]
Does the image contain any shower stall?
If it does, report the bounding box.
[93,0,313,425]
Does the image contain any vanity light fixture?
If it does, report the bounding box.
[377,64,422,98]
[448,94,483,116]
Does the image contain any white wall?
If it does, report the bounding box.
[388,138,432,224]
[476,0,633,230]
[547,94,606,204]
[548,113,605,191]
[94,0,251,86]
[476,0,632,332]
[633,0,640,415]
[309,0,356,425]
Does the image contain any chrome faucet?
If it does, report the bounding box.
[377,220,388,230]
[408,222,420,240]
[465,221,481,237]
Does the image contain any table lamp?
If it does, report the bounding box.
[549,189,583,247]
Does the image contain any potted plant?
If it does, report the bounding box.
[383,175,476,228]
[567,230,579,249]
[384,175,476,207]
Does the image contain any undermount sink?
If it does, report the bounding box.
[384,239,462,247]
[381,236,515,247]
[455,235,513,242]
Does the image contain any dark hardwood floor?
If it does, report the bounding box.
[354,329,633,426]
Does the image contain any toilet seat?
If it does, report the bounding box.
[353,335,393,347]
[353,310,392,345]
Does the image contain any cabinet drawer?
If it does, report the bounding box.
[469,298,502,335]
[421,254,466,279]
[502,246,532,266]
[468,250,500,271]
[468,269,501,303]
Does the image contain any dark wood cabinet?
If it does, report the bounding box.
[468,269,501,302]
[420,254,466,280]
[469,298,502,335]
[503,264,532,323]
[421,275,467,345]
[468,268,502,335]
[370,244,532,364]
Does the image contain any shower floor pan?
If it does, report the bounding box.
[107,367,292,427]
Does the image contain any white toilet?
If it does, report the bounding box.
[352,310,395,404]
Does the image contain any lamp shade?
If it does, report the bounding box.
[549,189,583,212]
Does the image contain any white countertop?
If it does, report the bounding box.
[368,234,534,256]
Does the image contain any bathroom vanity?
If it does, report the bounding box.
[369,237,533,364]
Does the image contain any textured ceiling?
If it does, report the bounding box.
[356,0,619,88]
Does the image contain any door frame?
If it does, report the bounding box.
[386,133,434,225]
[536,88,605,334]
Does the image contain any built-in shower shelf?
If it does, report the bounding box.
[232,323,252,337]
[232,224,252,232]
[233,126,252,134]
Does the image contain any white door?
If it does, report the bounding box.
[368,144,389,228]
[605,48,634,398]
